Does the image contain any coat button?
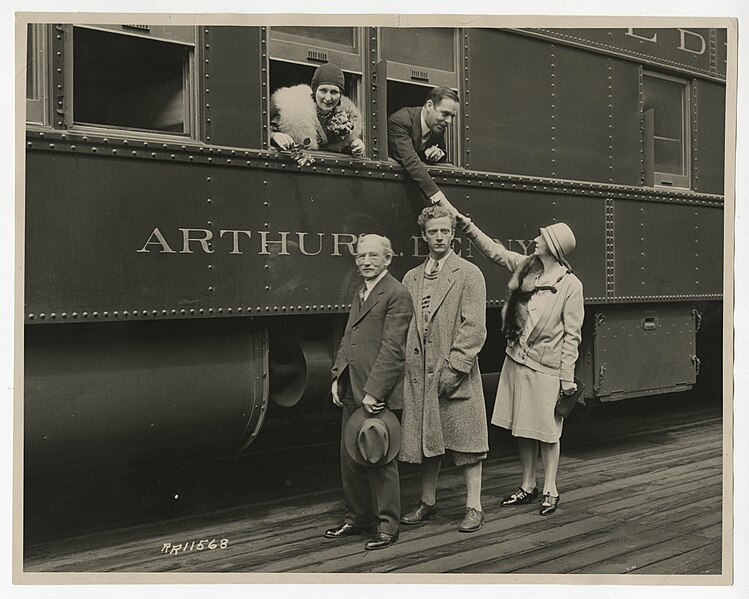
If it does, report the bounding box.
[412,377,418,383]
[414,347,419,354]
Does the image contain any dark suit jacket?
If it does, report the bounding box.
[332,271,413,410]
[387,106,447,198]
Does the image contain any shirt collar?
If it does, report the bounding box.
[426,250,452,273]
[364,269,388,291]
[420,110,430,141]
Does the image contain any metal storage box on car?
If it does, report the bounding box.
[585,304,700,401]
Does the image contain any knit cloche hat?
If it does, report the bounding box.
[311,63,345,92]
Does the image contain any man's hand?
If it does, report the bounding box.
[438,366,466,398]
[424,145,445,163]
[362,393,385,414]
[331,379,342,407]
[350,139,366,157]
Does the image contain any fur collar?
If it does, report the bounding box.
[501,256,544,344]
[270,84,363,152]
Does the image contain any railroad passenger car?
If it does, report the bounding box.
[23,23,726,473]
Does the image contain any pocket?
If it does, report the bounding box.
[539,345,562,369]
[439,367,471,400]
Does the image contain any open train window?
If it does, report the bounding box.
[643,71,691,189]
[70,26,195,136]
[26,24,47,124]
[378,28,461,164]
[267,27,365,156]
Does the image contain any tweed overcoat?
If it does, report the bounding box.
[400,252,489,463]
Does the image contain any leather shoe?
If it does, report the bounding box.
[364,532,398,550]
[324,523,375,539]
[539,493,560,515]
[401,501,438,525]
[501,486,539,506]
[458,507,485,533]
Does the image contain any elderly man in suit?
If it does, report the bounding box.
[399,205,489,533]
[325,234,413,550]
[387,87,459,206]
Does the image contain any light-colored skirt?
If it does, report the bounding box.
[492,355,563,443]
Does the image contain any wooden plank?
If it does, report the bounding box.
[635,539,722,574]
[572,532,717,574]
[22,416,724,574]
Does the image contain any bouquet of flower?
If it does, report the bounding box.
[283,138,315,167]
[325,109,356,140]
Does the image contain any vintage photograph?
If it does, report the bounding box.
[15,13,735,584]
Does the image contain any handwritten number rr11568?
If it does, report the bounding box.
[161,539,229,555]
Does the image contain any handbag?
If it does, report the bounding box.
[555,377,585,418]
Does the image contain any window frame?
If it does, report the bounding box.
[26,24,49,125]
[377,28,463,166]
[268,27,365,76]
[63,24,199,141]
[643,69,692,189]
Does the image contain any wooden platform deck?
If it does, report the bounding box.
[22,407,725,577]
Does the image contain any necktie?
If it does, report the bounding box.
[358,285,367,306]
[430,261,440,276]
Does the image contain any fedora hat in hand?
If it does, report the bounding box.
[344,408,401,467]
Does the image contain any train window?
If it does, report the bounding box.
[70,26,195,135]
[378,28,461,164]
[643,71,691,188]
[26,24,47,124]
[267,27,366,156]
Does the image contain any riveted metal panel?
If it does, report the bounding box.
[25,152,215,320]
[591,304,697,400]
[466,29,553,177]
[202,27,264,149]
[693,79,726,195]
[552,46,640,184]
[461,189,608,301]
[613,200,723,297]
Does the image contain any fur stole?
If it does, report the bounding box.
[501,256,544,344]
[270,84,363,153]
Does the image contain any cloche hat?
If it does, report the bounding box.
[311,63,345,92]
[540,222,576,270]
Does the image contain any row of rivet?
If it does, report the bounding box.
[692,80,700,191]
[204,28,212,144]
[607,59,614,183]
[369,28,379,159]
[463,31,470,168]
[53,25,66,129]
[639,207,647,286]
[638,65,645,185]
[605,199,615,297]
[261,27,268,150]
[26,130,724,206]
[26,292,722,322]
[694,212,701,286]
[709,28,719,75]
[550,47,556,177]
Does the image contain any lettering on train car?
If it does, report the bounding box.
[136,227,536,258]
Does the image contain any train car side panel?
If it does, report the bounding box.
[613,200,722,298]
[466,29,553,177]
[204,26,264,149]
[553,45,642,185]
[693,79,726,195]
